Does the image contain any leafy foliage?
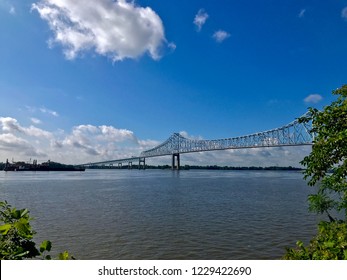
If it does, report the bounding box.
[299,85,347,220]
[283,221,347,260]
[283,85,347,260]
[0,201,73,260]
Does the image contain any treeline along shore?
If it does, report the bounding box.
[0,161,302,171]
[85,164,303,171]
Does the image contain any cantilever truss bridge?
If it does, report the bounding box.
[81,113,314,169]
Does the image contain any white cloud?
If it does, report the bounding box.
[31,118,42,124]
[138,139,161,150]
[0,133,47,157]
[0,133,29,149]
[99,125,136,142]
[25,126,53,138]
[194,9,209,31]
[0,117,23,133]
[0,117,53,138]
[179,131,203,140]
[60,124,140,161]
[168,42,177,51]
[39,107,59,117]
[298,9,306,18]
[9,6,15,15]
[25,105,59,117]
[51,139,63,148]
[212,30,230,43]
[304,94,323,104]
[342,7,347,20]
[31,0,169,61]
[0,1,15,15]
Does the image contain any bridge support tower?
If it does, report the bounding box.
[139,157,146,169]
[172,153,180,170]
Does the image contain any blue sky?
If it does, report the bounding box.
[1,0,347,166]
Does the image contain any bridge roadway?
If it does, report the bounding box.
[79,113,314,170]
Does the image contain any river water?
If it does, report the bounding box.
[0,169,320,259]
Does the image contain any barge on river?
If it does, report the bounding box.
[3,159,85,171]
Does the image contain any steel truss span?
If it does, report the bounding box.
[140,114,313,158]
[80,113,313,167]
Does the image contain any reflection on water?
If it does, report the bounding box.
[0,169,320,259]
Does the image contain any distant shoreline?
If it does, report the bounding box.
[0,161,303,171]
[85,165,303,171]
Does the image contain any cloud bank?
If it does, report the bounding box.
[0,116,161,164]
[0,116,310,167]
[31,0,169,61]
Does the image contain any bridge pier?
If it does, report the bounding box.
[118,163,122,169]
[172,153,180,170]
[139,157,146,170]
[128,162,132,169]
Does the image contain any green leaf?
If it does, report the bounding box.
[58,251,70,260]
[14,219,33,239]
[323,241,335,248]
[344,250,347,260]
[0,224,11,235]
[20,209,29,218]
[40,240,52,253]
[11,209,21,220]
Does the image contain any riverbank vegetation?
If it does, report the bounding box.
[0,201,73,260]
[283,85,347,260]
